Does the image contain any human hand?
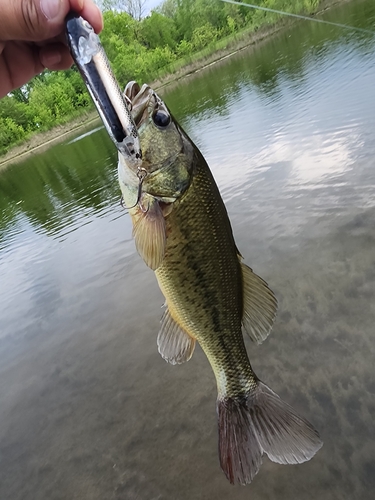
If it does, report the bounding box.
[0,0,103,98]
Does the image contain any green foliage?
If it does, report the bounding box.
[157,0,178,18]
[28,71,90,129]
[0,117,26,152]
[0,96,29,130]
[9,88,29,104]
[227,16,237,34]
[139,12,177,49]
[0,0,324,155]
[176,39,193,57]
[191,23,220,51]
[100,10,137,50]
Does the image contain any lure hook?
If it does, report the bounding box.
[121,167,148,211]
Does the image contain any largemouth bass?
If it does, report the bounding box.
[118,82,323,484]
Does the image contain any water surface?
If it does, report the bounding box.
[1,1,375,498]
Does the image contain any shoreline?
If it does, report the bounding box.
[149,0,352,91]
[0,113,100,169]
[0,0,350,168]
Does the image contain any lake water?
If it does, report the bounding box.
[1,1,375,498]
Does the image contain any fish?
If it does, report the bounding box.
[118,81,323,485]
[65,13,142,165]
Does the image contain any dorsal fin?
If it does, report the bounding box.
[241,262,278,344]
[158,307,196,365]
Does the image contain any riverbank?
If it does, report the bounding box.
[151,0,351,91]
[0,112,100,168]
[0,0,352,168]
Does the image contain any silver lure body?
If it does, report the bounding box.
[65,13,142,164]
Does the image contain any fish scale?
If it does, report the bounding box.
[156,156,255,398]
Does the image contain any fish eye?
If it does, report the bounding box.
[152,110,171,128]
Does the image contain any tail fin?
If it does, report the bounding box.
[217,381,322,485]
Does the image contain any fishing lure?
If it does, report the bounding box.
[65,13,142,164]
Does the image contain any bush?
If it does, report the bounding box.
[0,117,26,153]
[191,23,219,51]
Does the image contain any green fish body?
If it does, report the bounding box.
[118,82,322,484]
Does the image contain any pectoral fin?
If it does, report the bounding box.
[241,262,278,344]
[158,307,196,364]
[132,196,166,270]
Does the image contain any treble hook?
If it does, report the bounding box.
[121,167,148,210]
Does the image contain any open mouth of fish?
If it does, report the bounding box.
[124,81,172,131]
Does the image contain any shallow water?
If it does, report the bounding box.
[1,0,375,498]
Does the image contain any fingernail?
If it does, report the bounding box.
[40,0,62,21]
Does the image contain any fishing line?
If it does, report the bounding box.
[220,0,375,35]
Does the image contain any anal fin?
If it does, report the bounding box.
[158,307,196,365]
[241,262,278,344]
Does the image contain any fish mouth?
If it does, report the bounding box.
[124,81,141,103]
[122,82,181,173]
[124,81,165,129]
[124,81,151,128]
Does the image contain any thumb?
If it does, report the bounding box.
[0,0,82,41]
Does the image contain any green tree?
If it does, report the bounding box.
[139,12,177,49]
[157,0,178,19]
[97,0,147,20]
[0,96,29,130]
[0,117,26,152]
[191,22,220,50]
